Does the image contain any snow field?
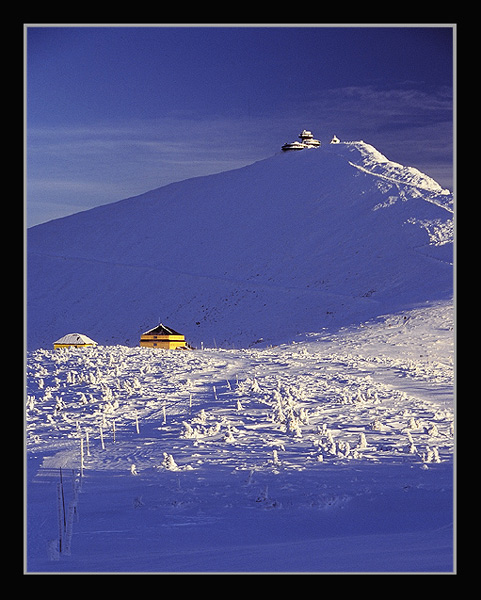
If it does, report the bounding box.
[26,301,454,572]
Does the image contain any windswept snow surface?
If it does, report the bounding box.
[26,301,454,573]
[27,141,453,351]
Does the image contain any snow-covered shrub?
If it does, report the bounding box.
[407,417,421,430]
[224,424,235,443]
[271,389,283,404]
[405,432,417,454]
[299,407,310,425]
[251,378,262,394]
[208,421,221,436]
[287,414,302,437]
[328,440,337,455]
[337,440,350,458]
[193,409,208,425]
[161,453,179,471]
[181,421,196,439]
[422,446,441,463]
[357,432,368,450]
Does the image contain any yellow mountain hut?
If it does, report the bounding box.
[53,333,98,349]
[140,324,190,350]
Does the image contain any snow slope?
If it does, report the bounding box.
[27,141,453,350]
[26,301,454,573]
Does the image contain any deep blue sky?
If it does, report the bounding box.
[26,25,454,226]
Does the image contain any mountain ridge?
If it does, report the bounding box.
[27,141,453,349]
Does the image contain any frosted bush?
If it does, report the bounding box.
[406,432,417,454]
[328,440,337,455]
[272,402,286,424]
[370,419,383,431]
[357,432,368,450]
[337,440,351,458]
[299,407,310,425]
[319,423,328,436]
[355,391,365,403]
[422,446,441,463]
[251,379,261,394]
[224,425,235,443]
[208,422,221,436]
[193,409,208,425]
[271,389,283,404]
[407,417,421,430]
[181,422,196,438]
[288,415,302,437]
[161,453,179,471]
[101,385,113,402]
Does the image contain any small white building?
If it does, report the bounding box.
[53,333,97,349]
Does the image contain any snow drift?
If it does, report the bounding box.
[27,141,453,350]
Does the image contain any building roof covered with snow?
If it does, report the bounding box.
[53,333,97,348]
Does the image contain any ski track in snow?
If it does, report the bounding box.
[26,301,454,573]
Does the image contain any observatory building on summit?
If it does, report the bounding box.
[282,130,320,152]
[281,130,341,151]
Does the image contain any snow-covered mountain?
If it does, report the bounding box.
[27,141,453,350]
[26,140,455,572]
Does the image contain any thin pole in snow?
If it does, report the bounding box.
[59,468,66,529]
[80,438,84,478]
